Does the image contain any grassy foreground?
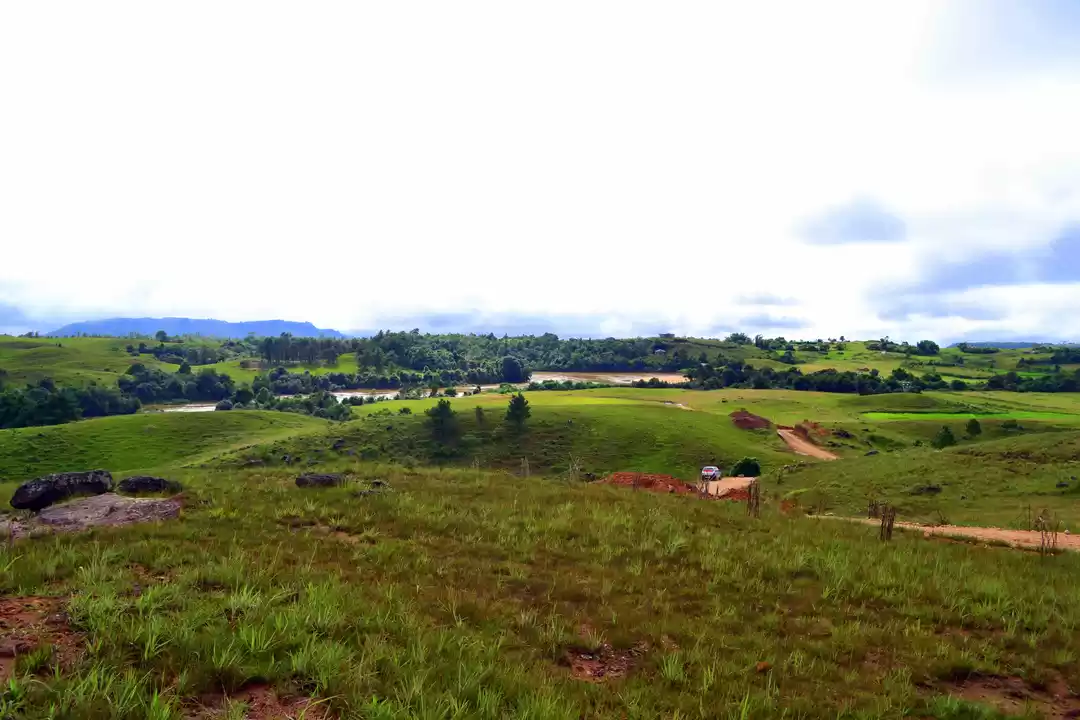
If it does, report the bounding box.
[3,463,1080,719]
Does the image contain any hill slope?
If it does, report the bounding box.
[0,410,327,483]
[47,317,344,339]
[779,430,1080,526]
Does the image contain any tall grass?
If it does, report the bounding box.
[4,464,1080,718]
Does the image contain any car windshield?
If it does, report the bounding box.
[702,467,719,473]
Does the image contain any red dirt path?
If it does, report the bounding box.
[599,473,697,494]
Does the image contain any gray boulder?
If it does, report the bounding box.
[117,476,183,495]
[11,470,114,512]
[295,473,345,488]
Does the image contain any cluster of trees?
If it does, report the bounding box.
[125,341,230,366]
[0,378,140,429]
[985,370,1080,392]
[118,364,235,403]
[255,335,345,366]
[685,361,944,394]
[955,343,999,355]
[863,337,940,356]
[424,393,531,451]
[352,331,692,374]
[216,389,352,421]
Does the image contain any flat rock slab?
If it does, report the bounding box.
[296,473,345,488]
[1,494,181,540]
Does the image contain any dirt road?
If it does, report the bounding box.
[705,476,755,497]
[836,517,1080,552]
[777,428,839,460]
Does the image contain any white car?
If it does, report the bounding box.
[700,465,721,491]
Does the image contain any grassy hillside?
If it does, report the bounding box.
[0,336,177,386]
[779,430,1080,527]
[4,464,1080,718]
[0,411,328,484]
[224,391,798,479]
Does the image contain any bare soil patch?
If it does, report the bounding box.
[0,596,81,682]
[730,409,772,430]
[2,494,181,540]
[828,517,1080,552]
[937,673,1080,719]
[706,476,755,500]
[186,682,331,719]
[560,642,646,682]
[599,473,697,495]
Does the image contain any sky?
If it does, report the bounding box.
[2,1,1080,342]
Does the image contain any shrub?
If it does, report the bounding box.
[932,426,957,449]
[965,418,982,437]
[730,457,761,477]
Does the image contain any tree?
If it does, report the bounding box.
[155,330,169,343]
[725,332,751,345]
[178,360,192,375]
[506,392,530,430]
[950,379,967,391]
[730,457,761,477]
[932,426,957,449]
[426,399,458,443]
[965,418,982,438]
[501,356,526,383]
[916,340,940,356]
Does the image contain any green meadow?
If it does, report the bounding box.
[5,337,1080,717]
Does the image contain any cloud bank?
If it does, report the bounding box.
[1,1,1079,342]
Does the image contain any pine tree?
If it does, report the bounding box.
[506,393,531,430]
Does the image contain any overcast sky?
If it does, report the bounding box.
[2,1,1079,341]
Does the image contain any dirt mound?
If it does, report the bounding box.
[0,596,81,682]
[186,682,331,719]
[561,643,647,682]
[794,421,830,440]
[2,494,181,540]
[600,473,697,495]
[706,476,755,501]
[938,673,1080,719]
[730,409,772,430]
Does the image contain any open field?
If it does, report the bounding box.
[4,461,1080,718]
[3,379,1080,716]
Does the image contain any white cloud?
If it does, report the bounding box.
[1,1,1079,341]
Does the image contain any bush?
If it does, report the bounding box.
[965,418,982,437]
[932,426,957,449]
[730,457,761,477]
[215,399,234,411]
[426,399,458,443]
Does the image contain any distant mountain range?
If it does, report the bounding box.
[47,317,345,339]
